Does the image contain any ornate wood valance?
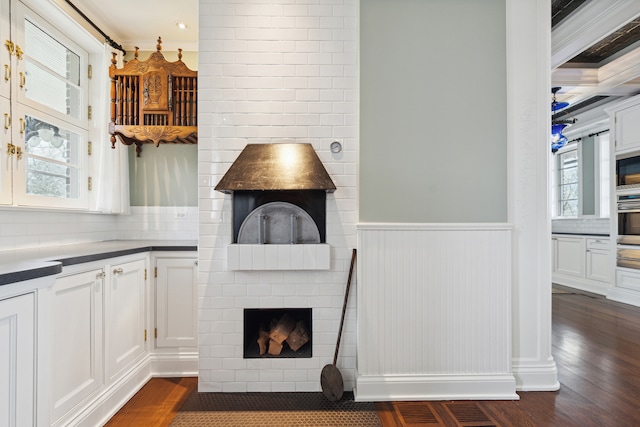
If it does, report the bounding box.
[109,37,197,156]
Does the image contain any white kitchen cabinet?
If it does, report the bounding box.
[552,236,584,277]
[155,257,198,349]
[0,292,35,427]
[585,238,610,283]
[552,234,611,295]
[50,268,104,424]
[105,257,148,382]
[613,101,640,154]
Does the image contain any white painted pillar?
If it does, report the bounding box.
[506,0,559,391]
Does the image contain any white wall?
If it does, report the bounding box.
[0,207,198,251]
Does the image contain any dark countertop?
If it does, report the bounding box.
[0,240,197,286]
[552,233,610,237]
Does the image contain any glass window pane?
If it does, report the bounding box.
[561,168,578,183]
[23,19,82,119]
[558,147,579,217]
[26,158,79,198]
[23,115,80,199]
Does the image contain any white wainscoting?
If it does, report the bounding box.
[354,223,517,401]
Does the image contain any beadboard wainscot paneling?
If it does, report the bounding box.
[354,223,517,401]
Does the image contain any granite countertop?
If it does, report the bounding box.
[0,240,197,286]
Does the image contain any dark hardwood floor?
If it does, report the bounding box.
[106,288,640,426]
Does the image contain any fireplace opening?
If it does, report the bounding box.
[233,190,326,243]
[243,308,312,359]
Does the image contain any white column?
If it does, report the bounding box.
[506,0,559,390]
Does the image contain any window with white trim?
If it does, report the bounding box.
[552,132,610,219]
[0,0,102,210]
[557,148,579,217]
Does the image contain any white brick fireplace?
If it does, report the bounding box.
[197,0,358,392]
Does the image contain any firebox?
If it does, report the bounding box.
[243,308,312,358]
[232,190,326,243]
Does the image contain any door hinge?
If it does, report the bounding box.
[88,105,92,120]
[88,141,92,155]
[154,267,157,278]
[154,328,157,339]
[88,64,92,79]
[88,176,92,191]
[144,268,147,280]
[144,329,147,341]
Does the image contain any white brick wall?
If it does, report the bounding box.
[198,0,358,392]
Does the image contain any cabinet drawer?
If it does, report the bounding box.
[616,268,640,292]
[586,238,609,251]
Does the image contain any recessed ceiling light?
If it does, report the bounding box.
[176,21,188,30]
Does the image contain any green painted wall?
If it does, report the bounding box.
[128,144,198,207]
[360,0,507,222]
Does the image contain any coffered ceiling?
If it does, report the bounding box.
[552,0,640,122]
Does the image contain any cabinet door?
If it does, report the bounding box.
[0,293,35,427]
[156,258,197,348]
[0,95,11,205]
[0,0,10,101]
[50,269,104,422]
[586,249,610,283]
[553,236,584,277]
[615,102,640,153]
[105,258,147,382]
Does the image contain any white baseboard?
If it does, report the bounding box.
[353,374,519,401]
[512,359,560,391]
[552,274,610,296]
[150,352,199,377]
[53,352,198,427]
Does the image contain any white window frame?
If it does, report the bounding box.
[551,131,611,220]
[555,144,580,218]
[0,0,107,210]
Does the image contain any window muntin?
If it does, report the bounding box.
[558,149,579,217]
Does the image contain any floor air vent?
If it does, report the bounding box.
[393,402,443,425]
[444,402,497,426]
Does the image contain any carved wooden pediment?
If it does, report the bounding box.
[109,37,197,156]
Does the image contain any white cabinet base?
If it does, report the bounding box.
[552,234,611,295]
